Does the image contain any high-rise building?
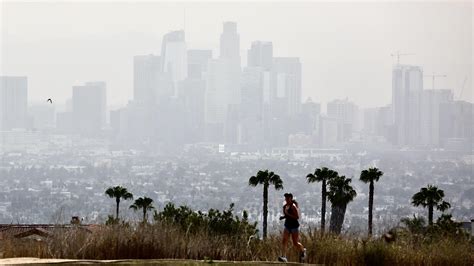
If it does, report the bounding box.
[220,22,240,65]
[72,81,106,136]
[271,57,302,116]
[29,104,55,130]
[420,89,453,147]
[247,41,273,71]
[205,59,231,125]
[205,22,242,143]
[327,99,359,142]
[301,98,321,135]
[439,100,473,151]
[392,65,423,146]
[0,76,28,130]
[318,115,339,148]
[240,66,265,146]
[178,77,206,142]
[161,30,187,95]
[133,55,163,105]
[187,49,212,79]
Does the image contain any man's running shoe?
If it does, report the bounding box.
[278,256,288,262]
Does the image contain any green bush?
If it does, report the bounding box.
[154,203,257,238]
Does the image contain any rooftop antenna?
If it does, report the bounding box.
[390,51,414,65]
[423,72,447,90]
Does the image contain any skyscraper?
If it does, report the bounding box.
[187,49,212,79]
[0,76,28,130]
[220,22,240,65]
[392,65,423,146]
[439,100,473,150]
[205,22,242,143]
[272,57,302,117]
[219,22,241,103]
[205,59,230,125]
[161,30,187,95]
[72,82,106,136]
[240,66,265,146]
[247,41,273,70]
[133,55,163,105]
[420,89,453,147]
[327,98,359,142]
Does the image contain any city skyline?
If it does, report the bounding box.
[1,1,472,108]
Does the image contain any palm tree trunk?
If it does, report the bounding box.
[263,183,269,239]
[368,181,374,236]
[143,208,147,223]
[329,204,347,234]
[428,204,433,225]
[116,198,120,220]
[321,180,326,233]
[329,205,337,233]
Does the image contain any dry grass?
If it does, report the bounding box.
[1,222,472,265]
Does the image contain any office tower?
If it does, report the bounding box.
[327,99,359,142]
[133,55,162,105]
[220,22,240,65]
[29,104,55,130]
[240,66,265,146]
[205,22,242,143]
[376,105,395,142]
[0,76,28,130]
[318,115,339,148]
[363,108,378,136]
[72,82,106,136]
[187,49,212,79]
[161,30,187,95]
[205,59,231,125]
[117,102,153,145]
[271,57,302,117]
[247,41,273,70]
[219,21,241,105]
[392,65,423,146]
[420,89,453,147]
[439,100,473,151]
[178,77,206,142]
[110,108,122,135]
[300,98,321,135]
[225,104,241,144]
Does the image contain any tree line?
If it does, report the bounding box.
[105,166,451,239]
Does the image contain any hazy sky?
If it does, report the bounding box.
[1,1,472,109]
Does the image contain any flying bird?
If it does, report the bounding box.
[47,98,52,104]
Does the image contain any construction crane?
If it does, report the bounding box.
[390,51,414,65]
[457,76,468,100]
[424,72,447,90]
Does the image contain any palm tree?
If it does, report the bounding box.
[359,167,384,236]
[327,175,357,234]
[411,185,450,225]
[249,169,284,239]
[130,196,155,223]
[105,186,133,220]
[307,167,338,232]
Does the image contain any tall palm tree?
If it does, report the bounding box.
[411,185,450,225]
[105,186,133,220]
[306,167,338,232]
[359,167,384,236]
[130,196,155,223]
[249,169,284,239]
[327,175,357,234]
